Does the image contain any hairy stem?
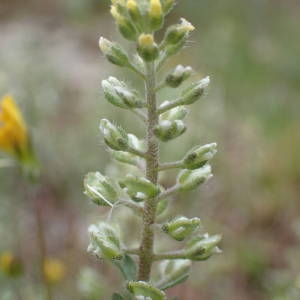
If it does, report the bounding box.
[153,250,187,261]
[138,62,159,281]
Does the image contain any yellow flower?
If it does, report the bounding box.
[43,258,66,284]
[0,94,28,157]
[0,251,23,277]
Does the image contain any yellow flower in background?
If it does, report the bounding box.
[0,251,23,277]
[0,94,40,180]
[0,94,28,157]
[43,258,66,284]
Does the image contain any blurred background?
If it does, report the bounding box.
[0,0,300,299]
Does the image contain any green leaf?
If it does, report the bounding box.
[111,293,124,300]
[113,254,137,281]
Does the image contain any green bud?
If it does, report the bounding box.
[87,222,123,260]
[84,172,118,206]
[185,233,222,261]
[161,18,195,50]
[127,281,166,300]
[162,216,201,241]
[181,76,210,105]
[127,0,142,25]
[99,37,129,67]
[157,259,191,290]
[99,119,128,151]
[137,34,159,62]
[111,5,138,41]
[154,120,186,142]
[149,0,164,31]
[161,0,175,14]
[102,77,145,109]
[111,150,141,167]
[120,174,160,202]
[182,143,217,169]
[177,165,212,191]
[128,133,146,152]
[160,105,189,121]
[165,65,193,88]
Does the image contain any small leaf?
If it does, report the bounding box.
[113,254,137,281]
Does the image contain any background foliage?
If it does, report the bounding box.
[0,0,300,299]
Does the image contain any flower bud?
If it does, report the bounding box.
[128,133,146,152]
[161,18,195,50]
[127,0,142,24]
[102,77,145,109]
[149,0,164,31]
[111,150,141,167]
[162,216,201,241]
[177,165,212,191]
[162,0,174,14]
[157,259,191,290]
[87,222,123,260]
[182,143,217,169]
[84,172,118,207]
[120,174,160,202]
[127,281,166,300]
[181,76,210,104]
[154,120,186,142]
[137,34,159,62]
[99,37,129,67]
[99,119,128,151]
[160,105,189,121]
[165,65,193,88]
[185,233,222,261]
[111,5,137,41]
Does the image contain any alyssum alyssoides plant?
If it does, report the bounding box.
[84,0,221,299]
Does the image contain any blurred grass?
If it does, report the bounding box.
[0,0,300,299]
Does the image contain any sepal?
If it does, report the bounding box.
[157,259,191,290]
[99,37,130,67]
[181,76,210,105]
[162,216,201,241]
[84,172,118,206]
[110,5,138,41]
[177,165,212,191]
[120,174,160,202]
[99,119,129,151]
[137,34,159,62]
[161,18,195,49]
[165,65,193,88]
[160,105,188,121]
[87,222,123,260]
[185,233,222,261]
[149,0,164,31]
[102,77,145,109]
[154,120,186,142]
[182,143,217,169]
[127,281,166,300]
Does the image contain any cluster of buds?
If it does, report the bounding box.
[84,0,222,299]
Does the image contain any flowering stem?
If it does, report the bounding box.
[153,250,187,261]
[158,160,183,171]
[138,62,159,281]
[157,96,185,115]
[34,194,53,300]
[155,184,181,203]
